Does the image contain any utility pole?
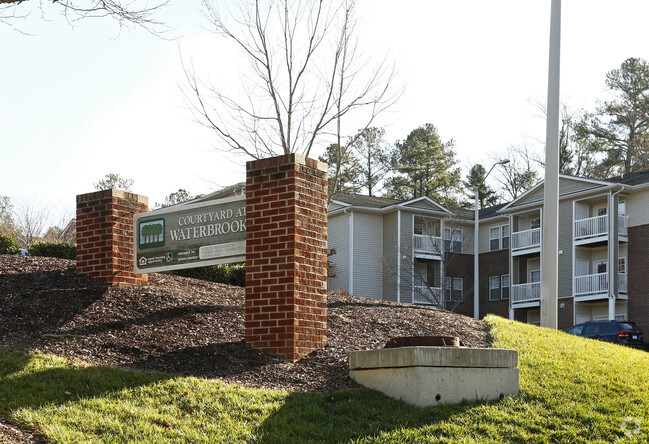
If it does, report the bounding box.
[541,0,561,329]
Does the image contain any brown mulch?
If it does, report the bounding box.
[0,254,491,443]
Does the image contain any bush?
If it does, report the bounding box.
[0,235,20,254]
[169,263,246,287]
[28,241,76,260]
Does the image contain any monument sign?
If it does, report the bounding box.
[133,194,246,273]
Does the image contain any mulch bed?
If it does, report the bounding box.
[0,254,491,443]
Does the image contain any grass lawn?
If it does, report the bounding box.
[2,316,648,443]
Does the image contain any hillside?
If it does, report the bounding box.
[0,255,490,393]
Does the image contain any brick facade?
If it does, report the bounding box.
[444,252,473,317]
[558,299,574,331]
[628,224,649,335]
[445,250,509,319]
[76,189,148,286]
[245,154,328,362]
[479,249,510,319]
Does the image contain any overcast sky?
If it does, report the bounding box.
[2,0,649,227]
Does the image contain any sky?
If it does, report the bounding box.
[2,0,649,228]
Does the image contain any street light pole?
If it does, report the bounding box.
[474,159,510,319]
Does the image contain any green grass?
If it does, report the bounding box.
[2,316,649,443]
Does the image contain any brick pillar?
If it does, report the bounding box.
[245,154,328,362]
[76,189,148,286]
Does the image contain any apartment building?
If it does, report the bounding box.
[327,170,649,334]
[327,193,509,315]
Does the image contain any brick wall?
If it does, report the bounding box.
[245,154,328,362]
[558,299,574,330]
[479,249,510,319]
[444,252,473,317]
[76,189,148,286]
[628,224,649,334]
[444,250,510,319]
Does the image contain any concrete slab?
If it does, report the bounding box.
[349,346,519,407]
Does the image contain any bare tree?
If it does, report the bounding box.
[531,99,598,177]
[1,0,168,32]
[183,0,399,160]
[490,146,540,201]
[13,201,48,247]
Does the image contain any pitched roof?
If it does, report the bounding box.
[606,168,649,186]
[331,193,402,209]
[332,193,506,221]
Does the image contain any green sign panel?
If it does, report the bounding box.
[133,194,246,273]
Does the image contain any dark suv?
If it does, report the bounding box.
[566,320,645,349]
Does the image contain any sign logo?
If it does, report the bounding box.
[139,219,165,249]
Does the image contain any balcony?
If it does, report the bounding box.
[511,227,541,252]
[574,215,628,242]
[413,286,443,306]
[574,272,607,295]
[413,234,442,257]
[511,282,541,304]
[574,272,628,296]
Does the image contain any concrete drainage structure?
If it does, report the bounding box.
[349,341,519,407]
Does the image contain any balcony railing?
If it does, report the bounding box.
[574,272,608,295]
[413,234,442,255]
[511,227,541,251]
[413,286,443,305]
[574,215,628,240]
[512,282,541,304]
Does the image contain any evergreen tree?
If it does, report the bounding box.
[385,123,461,207]
[575,57,649,176]
[319,143,363,196]
[462,164,499,209]
[94,173,134,192]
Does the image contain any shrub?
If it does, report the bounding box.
[0,235,20,254]
[169,263,246,287]
[28,241,76,260]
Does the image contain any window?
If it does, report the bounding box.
[596,205,607,216]
[501,224,510,249]
[414,216,437,236]
[489,276,500,301]
[489,227,500,251]
[444,228,462,253]
[595,261,607,274]
[501,274,510,299]
[619,200,626,216]
[530,270,541,283]
[618,257,627,273]
[445,277,463,302]
[530,218,541,229]
[452,278,463,302]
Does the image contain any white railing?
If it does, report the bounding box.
[511,228,541,250]
[574,215,628,239]
[619,272,628,293]
[511,282,541,303]
[413,286,443,305]
[413,234,442,255]
[574,272,608,295]
[574,215,608,239]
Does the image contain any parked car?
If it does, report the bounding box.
[566,320,645,349]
